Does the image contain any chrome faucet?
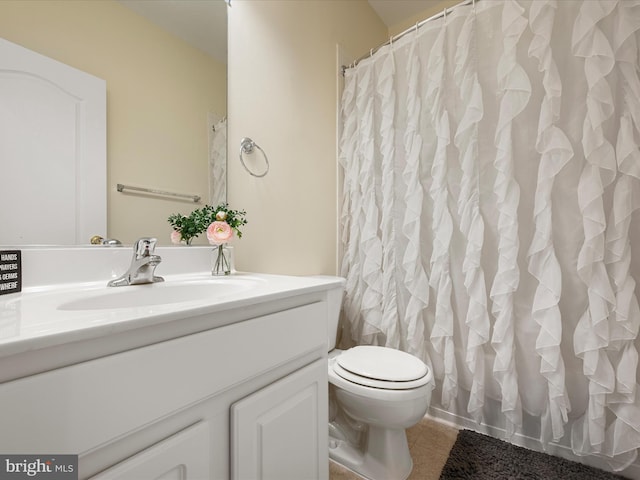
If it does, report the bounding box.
[108,237,164,287]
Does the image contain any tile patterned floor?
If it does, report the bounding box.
[329,416,459,480]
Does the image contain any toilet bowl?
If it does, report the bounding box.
[327,346,434,480]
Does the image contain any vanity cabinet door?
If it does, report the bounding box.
[88,422,210,480]
[231,359,328,480]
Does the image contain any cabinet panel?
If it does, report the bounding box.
[89,422,210,480]
[231,359,328,480]
[0,301,326,454]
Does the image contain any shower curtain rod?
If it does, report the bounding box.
[341,0,476,75]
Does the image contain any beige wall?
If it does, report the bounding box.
[227,0,387,276]
[388,0,462,36]
[0,0,226,245]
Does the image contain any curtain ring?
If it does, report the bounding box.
[239,137,269,177]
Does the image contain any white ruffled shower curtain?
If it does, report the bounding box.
[339,0,640,472]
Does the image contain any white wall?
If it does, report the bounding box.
[227,0,387,275]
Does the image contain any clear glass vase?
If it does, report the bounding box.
[212,244,233,276]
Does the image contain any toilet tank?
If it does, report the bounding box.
[323,280,345,351]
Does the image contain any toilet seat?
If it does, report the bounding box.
[334,346,430,390]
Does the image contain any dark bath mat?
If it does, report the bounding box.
[439,429,629,479]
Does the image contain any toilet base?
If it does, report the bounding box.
[329,425,413,480]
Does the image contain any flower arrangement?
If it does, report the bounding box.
[206,204,247,275]
[168,203,247,245]
[168,207,213,245]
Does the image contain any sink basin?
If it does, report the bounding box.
[57,279,258,311]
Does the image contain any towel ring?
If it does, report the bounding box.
[239,137,269,177]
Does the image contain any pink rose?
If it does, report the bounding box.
[207,221,233,245]
[171,230,183,244]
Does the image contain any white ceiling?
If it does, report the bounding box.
[116,0,447,65]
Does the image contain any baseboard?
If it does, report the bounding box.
[426,406,640,480]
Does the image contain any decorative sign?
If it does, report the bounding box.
[0,250,21,295]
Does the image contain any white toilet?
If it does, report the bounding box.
[327,314,434,479]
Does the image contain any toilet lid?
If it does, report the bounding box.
[336,346,428,382]
[332,362,431,390]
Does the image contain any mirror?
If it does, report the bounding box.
[0,0,227,246]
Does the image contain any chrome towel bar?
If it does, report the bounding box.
[116,183,201,203]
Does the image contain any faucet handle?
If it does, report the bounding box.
[134,237,158,257]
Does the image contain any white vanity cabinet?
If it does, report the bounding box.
[89,422,212,479]
[231,359,327,480]
[0,288,335,480]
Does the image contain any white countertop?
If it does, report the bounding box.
[0,246,344,381]
[0,272,343,359]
